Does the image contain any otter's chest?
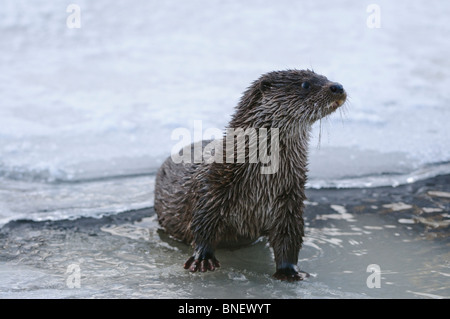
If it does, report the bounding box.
[228,164,306,233]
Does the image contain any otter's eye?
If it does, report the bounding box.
[301,82,310,89]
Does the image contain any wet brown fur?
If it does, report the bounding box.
[154,69,346,280]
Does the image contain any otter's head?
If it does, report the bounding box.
[232,69,347,129]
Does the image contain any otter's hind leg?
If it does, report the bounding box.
[154,157,195,243]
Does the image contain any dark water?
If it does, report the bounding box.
[0,175,448,299]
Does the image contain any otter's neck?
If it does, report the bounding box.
[277,124,311,174]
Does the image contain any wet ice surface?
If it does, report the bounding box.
[1,176,448,299]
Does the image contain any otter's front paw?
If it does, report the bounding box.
[273,264,309,282]
[183,245,220,272]
[184,255,220,272]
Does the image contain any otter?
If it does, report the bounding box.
[154,69,347,281]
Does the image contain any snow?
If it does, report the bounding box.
[0,0,449,223]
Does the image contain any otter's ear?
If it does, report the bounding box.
[259,80,272,94]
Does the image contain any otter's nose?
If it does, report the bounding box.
[330,83,344,94]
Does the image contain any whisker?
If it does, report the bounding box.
[325,113,332,144]
[317,108,323,149]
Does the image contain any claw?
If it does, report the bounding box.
[212,258,221,268]
[200,260,209,272]
[183,256,195,270]
[189,261,199,272]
